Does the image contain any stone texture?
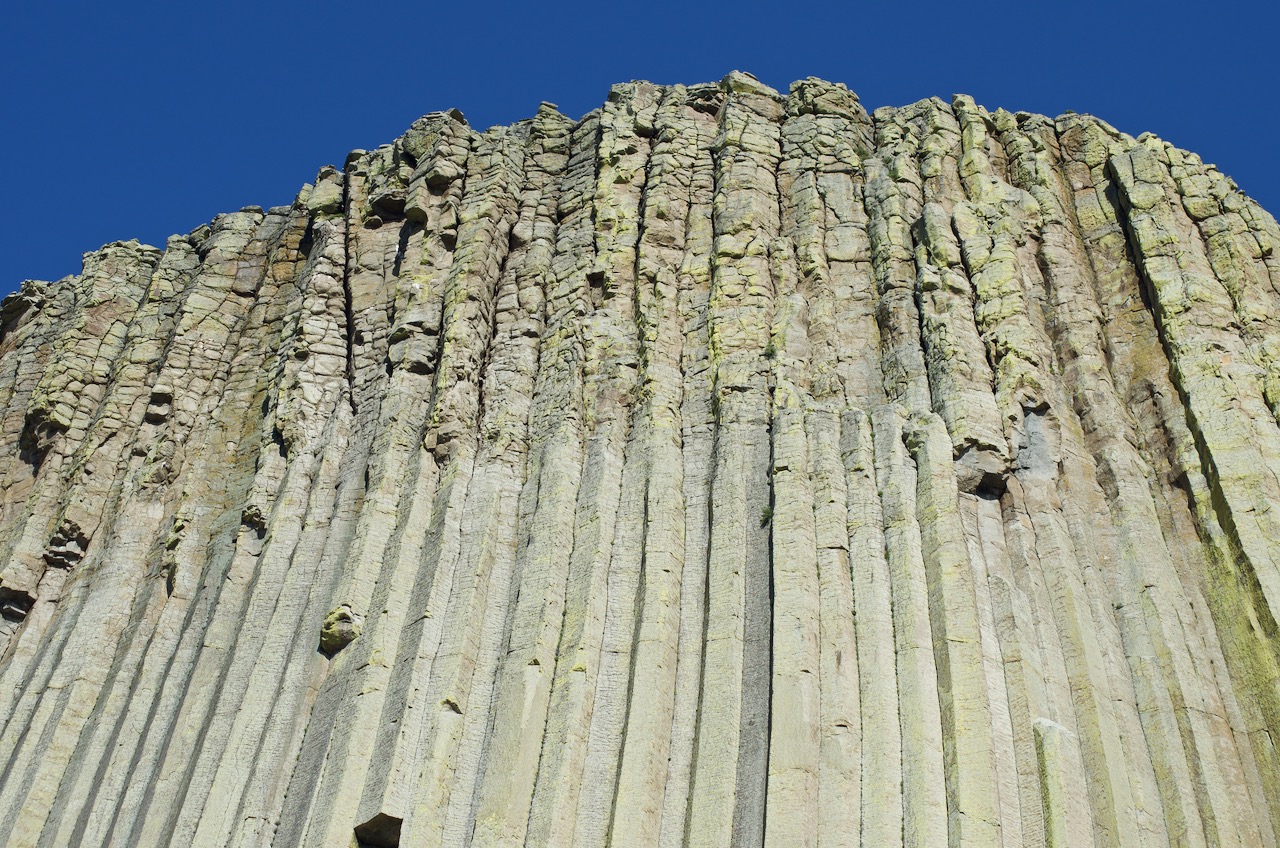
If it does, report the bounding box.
[0,72,1278,848]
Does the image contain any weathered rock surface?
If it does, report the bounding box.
[1,72,1278,847]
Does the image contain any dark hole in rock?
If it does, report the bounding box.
[953,443,1008,496]
[0,587,35,623]
[372,192,407,219]
[975,472,1007,501]
[354,812,402,848]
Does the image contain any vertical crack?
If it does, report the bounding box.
[340,170,359,417]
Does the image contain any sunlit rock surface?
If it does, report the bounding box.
[1,72,1279,847]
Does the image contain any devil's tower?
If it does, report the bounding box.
[1,72,1278,848]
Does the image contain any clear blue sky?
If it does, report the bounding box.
[3,0,1276,292]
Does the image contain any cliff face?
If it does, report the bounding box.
[0,71,1278,848]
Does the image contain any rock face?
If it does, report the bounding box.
[0,71,1278,848]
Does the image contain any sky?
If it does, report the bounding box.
[3,0,1276,292]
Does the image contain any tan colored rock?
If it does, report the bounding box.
[0,74,1278,848]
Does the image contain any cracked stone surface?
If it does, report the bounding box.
[1,72,1279,848]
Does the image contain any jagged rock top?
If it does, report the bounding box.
[17,70,1244,303]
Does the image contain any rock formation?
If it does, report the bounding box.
[0,71,1278,847]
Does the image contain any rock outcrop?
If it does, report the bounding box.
[1,72,1278,848]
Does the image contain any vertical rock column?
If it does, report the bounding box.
[863,104,950,848]
[605,83,707,848]
[686,71,782,848]
[456,102,578,848]
[516,110,604,848]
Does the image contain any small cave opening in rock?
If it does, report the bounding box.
[0,587,35,623]
[353,812,402,848]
